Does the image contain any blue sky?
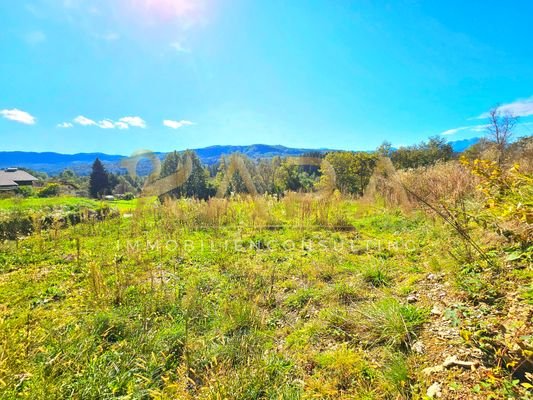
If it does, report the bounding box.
[1,0,532,154]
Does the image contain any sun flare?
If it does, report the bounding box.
[129,0,208,23]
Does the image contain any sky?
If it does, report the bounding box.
[1,0,533,155]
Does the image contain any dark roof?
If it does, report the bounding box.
[0,168,39,187]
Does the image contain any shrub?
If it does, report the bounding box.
[399,161,478,210]
[122,192,135,200]
[0,212,33,240]
[365,157,411,209]
[15,186,34,198]
[465,159,533,245]
[37,183,60,198]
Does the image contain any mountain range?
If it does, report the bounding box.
[0,140,479,176]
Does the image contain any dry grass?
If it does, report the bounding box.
[398,161,479,209]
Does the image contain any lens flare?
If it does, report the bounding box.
[130,0,208,24]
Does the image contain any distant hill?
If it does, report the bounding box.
[0,145,326,176]
[0,152,126,176]
[449,137,480,152]
[0,139,479,176]
[193,144,325,165]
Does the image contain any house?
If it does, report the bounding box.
[0,168,39,191]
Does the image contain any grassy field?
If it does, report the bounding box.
[0,197,100,211]
[0,197,151,214]
[0,196,531,399]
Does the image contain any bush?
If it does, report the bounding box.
[37,183,60,198]
[0,213,33,240]
[122,192,135,200]
[15,186,34,198]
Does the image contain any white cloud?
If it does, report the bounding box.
[115,121,129,129]
[163,119,194,129]
[119,116,147,128]
[25,31,46,45]
[470,124,490,132]
[478,96,533,118]
[441,124,489,135]
[170,41,190,53]
[98,119,115,129]
[57,122,73,128]
[71,115,146,129]
[0,108,36,125]
[74,115,97,126]
[441,126,468,136]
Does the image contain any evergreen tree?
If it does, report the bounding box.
[161,151,181,180]
[160,150,211,199]
[181,150,210,199]
[215,154,258,196]
[159,151,182,198]
[89,158,110,198]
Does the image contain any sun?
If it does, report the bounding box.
[129,0,208,23]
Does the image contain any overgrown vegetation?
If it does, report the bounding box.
[0,128,531,399]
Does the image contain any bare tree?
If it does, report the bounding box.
[486,106,518,166]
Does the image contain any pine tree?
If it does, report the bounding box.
[89,158,110,198]
[160,150,211,199]
[160,151,183,198]
[181,150,210,199]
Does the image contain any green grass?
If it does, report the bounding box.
[0,195,529,399]
[0,196,150,214]
[0,196,99,211]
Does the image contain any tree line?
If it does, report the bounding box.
[82,107,526,199]
[86,136,457,199]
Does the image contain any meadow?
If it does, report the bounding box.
[0,196,148,213]
[0,189,531,399]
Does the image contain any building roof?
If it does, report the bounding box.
[0,178,18,189]
[0,168,39,187]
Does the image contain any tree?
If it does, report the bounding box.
[486,106,518,166]
[426,136,453,164]
[256,157,279,194]
[461,138,492,161]
[321,151,378,196]
[161,151,180,181]
[507,135,533,167]
[390,137,452,169]
[299,151,324,175]
[274,161,303,192]
[89,158,110,198]
[159,151,181,198]
[58,169,77,182]
[113,175,136,195]
[215,153,259,196]
[376,141,393,158]
[180,150,210,199]
[160,150,211,199]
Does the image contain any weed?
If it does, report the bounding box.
[363,265,392,287]
[357,298,428,348]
